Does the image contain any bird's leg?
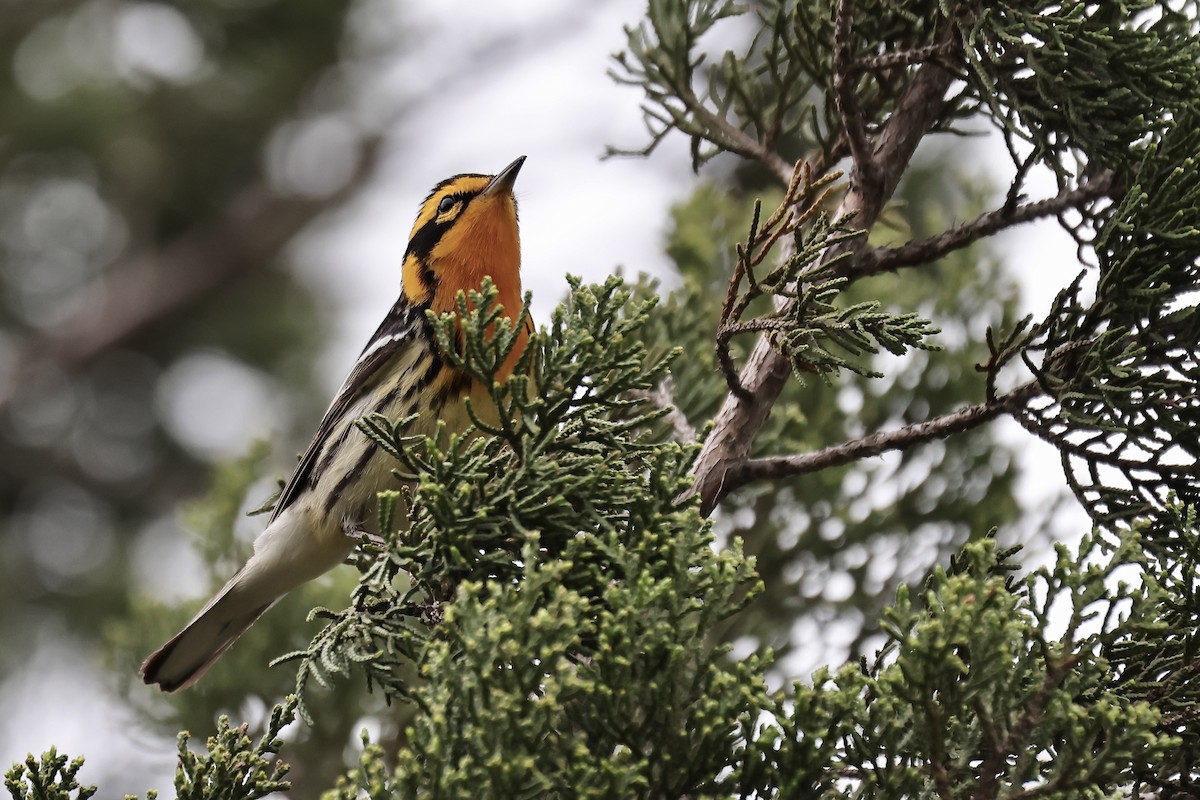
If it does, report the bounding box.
[342,517,387,551]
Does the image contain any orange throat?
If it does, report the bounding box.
[427,202,527,382]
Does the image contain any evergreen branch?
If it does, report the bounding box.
[1009,116,1200,540]
[609,1,823,183]
[832,0,879,194]
[865,25,960,220]
[1005,150,1039,213]
[1015,407,1194,479]
[955,1,1200,178]
[975,654,1078,800]
[715,381,1041,502]
[851,172,1116,278]
[690,33,957,516]
[172,701,295,800]
[4,750,95,800]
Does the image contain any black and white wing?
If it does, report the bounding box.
[266,299,428,524]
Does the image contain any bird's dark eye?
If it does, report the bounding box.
[438,196,457,215]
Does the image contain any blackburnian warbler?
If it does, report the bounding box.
[141,156,529,691]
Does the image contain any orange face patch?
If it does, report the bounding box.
[400,168,527,382]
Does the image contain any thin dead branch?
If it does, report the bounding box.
[717,380,1041,502]
[850,172,1116,278]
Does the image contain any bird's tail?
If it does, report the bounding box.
[139,565,281,691]
[140,509,350,692]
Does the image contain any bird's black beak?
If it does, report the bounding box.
[481,156,526,197]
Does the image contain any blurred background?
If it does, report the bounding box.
[0,1,1085,796]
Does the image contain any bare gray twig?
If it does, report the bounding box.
[850,172,1115,278]
[719,381,1042,499]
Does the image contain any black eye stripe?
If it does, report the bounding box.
[408,186,480,262]
[406,218,446,262]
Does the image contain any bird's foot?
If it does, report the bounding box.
[342,519,387,552]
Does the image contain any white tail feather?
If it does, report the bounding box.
[140,508,352,691]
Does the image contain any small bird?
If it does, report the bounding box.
[141,156,529,691]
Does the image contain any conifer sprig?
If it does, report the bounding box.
[1017,111,1200,544]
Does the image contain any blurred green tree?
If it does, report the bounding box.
[0,0,393,793]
